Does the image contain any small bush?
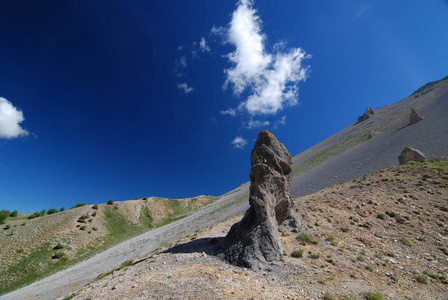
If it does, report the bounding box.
[0,210,10,224]
[21,222,26,226]
[92,211,97,217]
[416,275,428,284]
[53,243,64,250]
[296,233,318,245]
[3,224,11,230]
[107,200,114,205]
[364,292,385,300]
[9,210,18,217]
[400,238,412,247]
[92,227,97,231]
[291,249,304,258]
[377,213,386,220]
[60,207,65,212]
[47,208,58,215]
[28,214,37,219]
[310,252,320,259]
[92,204,99,210]
[79,225,87,231]
[52,251,65,259]
[340,227,349,233]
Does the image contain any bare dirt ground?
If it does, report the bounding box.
[68,160,448,300]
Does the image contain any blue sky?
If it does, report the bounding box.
[1,0,447,213]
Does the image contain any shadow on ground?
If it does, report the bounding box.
[164,237,225,256]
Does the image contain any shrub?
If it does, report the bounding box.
[47,208,58,215]
[79,225,87,231]
[75,202,86,208]
[92,204,99,210]
[416,275,428,284]
[291,249,304,258]
[340,227,349,233]
[52,251,65,259]
[364,292,385,300]
[16,249,24,254]
[323,294,337,300]
[92,211,97,217]
[53,243,64,250]
[9,210,18,217]
[0,210,10,224]
[377,213,386,220]
[21,222,26,226]
[107,200,114,205]
[400,238,412,247]
[296,233,318,245]
[27,214,37,219]
[310,252,320,259]
[60,207,65,212]
[3,224,11,230]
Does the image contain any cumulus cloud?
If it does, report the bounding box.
[231,136,248,149]
[224,0,309,116]
[199,37,211,52]
[178,83,194,95]
[0,97,29,139]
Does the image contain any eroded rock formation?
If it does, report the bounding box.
[219,130,304,270]
[356,107,374,123]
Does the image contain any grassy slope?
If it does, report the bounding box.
[0,196,218,295]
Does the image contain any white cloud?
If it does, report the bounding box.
[231,136,248,149]
[211,25,226,36]
[0,97,29,139]
[199,37,211,52]
[176,56,187,68]
[220,108,237,117]
[223,0,309,116]
[245,119,270,129]
[178,83,194,95]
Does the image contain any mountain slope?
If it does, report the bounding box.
[290,76,448,197]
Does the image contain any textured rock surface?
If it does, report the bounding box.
[409,107,424,124]
[357,107,374,123]
[218,130,303,270]
[398,146,427,165]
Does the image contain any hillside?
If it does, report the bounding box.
[0,195,217,295]
[65,159,448,300]
[291,75,448,198]
[1,76,447,299]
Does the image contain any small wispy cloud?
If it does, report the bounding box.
[176,56,187,68]
[223,0,309,116]
[199,37,211,52]
[245,119,270,129]
[0,97,29,139]
[231,136,248,149]
[220,108,237,117]
[178,83,194,95]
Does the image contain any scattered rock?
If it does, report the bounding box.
[219,130,304,270]
[409,107,424,125]
[398,147,427,165]
[368,131,379,139]
[356,107,374,123]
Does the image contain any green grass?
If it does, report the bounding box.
[296,233,318,245]
[0,243,71,295]
[96,259,134,280]
[364,291,385,300]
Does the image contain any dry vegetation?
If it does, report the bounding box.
[0,195,217,295]
[67,160,448,299]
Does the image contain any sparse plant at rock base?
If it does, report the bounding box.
[364,291,385,300]
[296,233,318,245]
[416,275,428,284]
[291,249,304,258]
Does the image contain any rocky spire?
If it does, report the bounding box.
[219,130,304,270]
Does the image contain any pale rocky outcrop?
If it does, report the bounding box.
[398,147,427,165]
[409,107,424,125]
[219,130,304,270]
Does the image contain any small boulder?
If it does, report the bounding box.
[409,107,424,125]
[398,147,427,165]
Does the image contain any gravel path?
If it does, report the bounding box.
[0,187,249,300]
